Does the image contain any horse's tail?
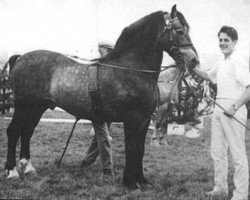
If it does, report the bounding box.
[8,55,21,73]
[0,55,21,78]
[0,62,8,79]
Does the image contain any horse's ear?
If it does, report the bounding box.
[171,4,177,18]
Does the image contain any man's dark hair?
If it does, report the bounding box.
[217,26,238,41]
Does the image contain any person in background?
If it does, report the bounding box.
[189,26,250,200]
[98,43,113,58]
[82,43,114,180]
[82,122,113,177]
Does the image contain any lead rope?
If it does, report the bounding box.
[57,118,79,167]
[205,95,250,132]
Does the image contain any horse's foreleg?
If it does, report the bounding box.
[123,121,138,189]
[134,118,152,187]
[123,115,151,190]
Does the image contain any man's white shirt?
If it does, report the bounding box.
[207,49,250,100]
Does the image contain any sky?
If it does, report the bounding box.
[0,0,249,68]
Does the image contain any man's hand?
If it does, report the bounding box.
[224,104,237,118]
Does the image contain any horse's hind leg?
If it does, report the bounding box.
[5,104,47,178]
[18,104,47,174]
[5,111,22,178]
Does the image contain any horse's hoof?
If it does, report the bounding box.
[24,161,36,174]
[137,178,154,191]
[6,167,20,179]
[124,180,140,190]
[19,158,28,169]
[19,159,36,174]
[130,188,142,195]
[138,181,154,191]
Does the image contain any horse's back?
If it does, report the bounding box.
[10,50,89,107]
[13,50,76,70]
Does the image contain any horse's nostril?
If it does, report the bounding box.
[189,58,199,69]
[191,58,199,65]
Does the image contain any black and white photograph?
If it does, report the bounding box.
[0,0,250,199]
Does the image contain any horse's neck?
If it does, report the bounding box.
[114,49,162,71]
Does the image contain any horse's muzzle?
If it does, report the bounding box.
[179,48,199,69]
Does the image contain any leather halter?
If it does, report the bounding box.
[163,14,193,47]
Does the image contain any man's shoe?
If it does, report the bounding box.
[102,169,114,184]
[103,168,113,176]
[81,159,94,167]
[205,189,228,197]
[159,138,168,147]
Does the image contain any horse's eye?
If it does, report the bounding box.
[176,29,184,35]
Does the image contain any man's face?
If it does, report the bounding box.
[218,32,237,55]
[99,49,108,57]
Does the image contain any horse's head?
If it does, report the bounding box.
[157,5,199,69]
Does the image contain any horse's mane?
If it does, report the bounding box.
[100,9,190,62]
[103,11,165,61]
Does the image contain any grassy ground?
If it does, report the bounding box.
[0,110,250,200]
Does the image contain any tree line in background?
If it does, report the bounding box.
[0,61,13,114]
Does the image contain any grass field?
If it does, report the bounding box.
[0,109,250,199]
